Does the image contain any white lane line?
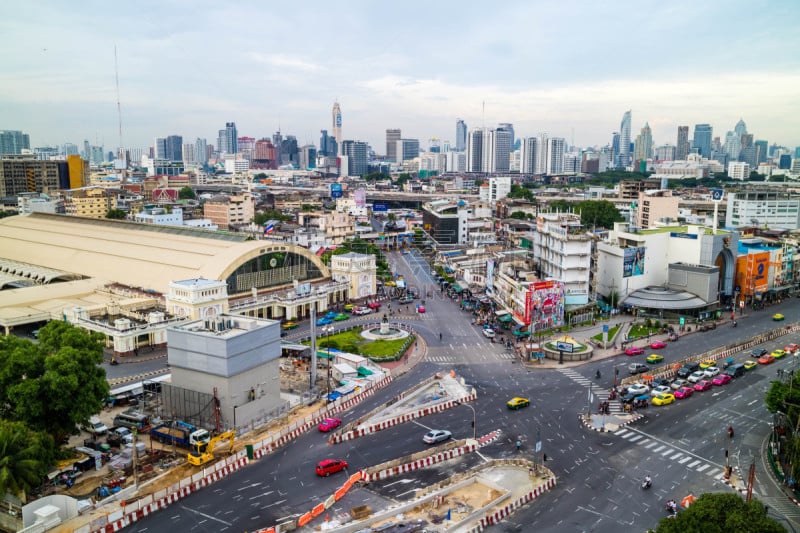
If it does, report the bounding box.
[696,464,710,473]
[687,460,702,468]
[705,468,720,477]
[628,436,643,442]
[179,505,232,526]
[660,448,674,456]
[614,430,631,437]
[652,445,666,452]
[671,453,684,460]
[679,457,692,464]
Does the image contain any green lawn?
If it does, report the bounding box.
[309,328,415,361]
[628,324,661,340]
[591,324,621,342]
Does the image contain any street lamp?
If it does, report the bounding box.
[233,404,238,432]
[456,401,476,440]
[323,326,334,401]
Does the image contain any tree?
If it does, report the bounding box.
[178,186,196,200]
[253,210,291,225]
[0,421,56,501]
[394,173,411,188]
[749,171,766,182]
[509,211,529,220]
[575,200,624,229]
[0,322,109,444]
[106,208,127,219]
[507,184,535,202]
[655,493,783,532]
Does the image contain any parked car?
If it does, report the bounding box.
[333,313,350,322]
[652,393,675,406]
[785,343,800,353]
[650,385,672,396]
[318,418,342,432]
[625,347,644,356]
[316,459,348,477]
[676,362,701,379]
[751,348,768,358]
[483,328,496,338]
[703,366,720,378]
[773,313,785,321]
[84,416,108,436]
[628,363,649,375]
[670,379,689,390]
[281,321,299,330]
[423,429,452,444]
[693,379,713,392]
[699,322,717,331]
[367,302,382,310]
[758,353,776,365]
[772,349,787,359]
[699,359,717,369]
[687,370,707,384]
[712,374,733,386]
[743,360,758,370]
[353,306,372,315]
[674,386,694,399]
[627,383,650,395]
[650,340,668,350]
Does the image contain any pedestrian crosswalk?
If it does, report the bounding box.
[612,427,737,487]
[426,352,517,364]
[559,369,625,414]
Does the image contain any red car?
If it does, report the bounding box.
[712,374,732,386]
[785,343,800,353]
[693,380,712,392]
[650,340,668,350]
[316,458,348,477]
[625,347,644,356]
[367,302,382,310]
[318,417,342,432]
[758,354,775,365]
[674,386,694,399]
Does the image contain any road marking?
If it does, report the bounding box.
[652,445,666,452]
[705,468,720,477]
[687,460,702,468]
[748,399,759,406]
[695,464,710,473]
[622,427,725,468]
[179,505,232,526]
[679,457,692,464]
[248,491,274,500]
[670,453,683,460]
[627,435,643,442]
[614,429,631,437]
[384,479,415,487]
[263,499,287,508]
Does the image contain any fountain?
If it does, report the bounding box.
[360,316,411,341]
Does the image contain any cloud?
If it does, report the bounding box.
[250,53,323,72]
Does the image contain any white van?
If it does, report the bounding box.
[86,416,108,436]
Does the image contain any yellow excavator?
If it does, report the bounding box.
[187,430,235,466]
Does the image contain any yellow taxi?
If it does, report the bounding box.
[652,393,675,406]
[281,321,298,330]
[743,360,758,370]
[507,397,530,410]
[773,313,785,321]
[646,354,664,364]
[699,359,717,369]
[772,349,787,359]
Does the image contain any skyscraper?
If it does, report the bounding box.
[489,128,512,172]
[154,137,167,159]
[633,123,652,162]
[692,124,713,158]
[617,111,632,168]
[456,119,467,152]
[396,139,420,162]
[0,130,31,155]
[520,137,539,174]
[497,123,515,152]
[755,140,768,165]
[723,132,741,160]
[195,138,208,166]
[165,135,183,162]
[734,119,747,138]
[467,128,488,172]
[332,101,342,153]
[676,126,690,160]
[386,129,401,161]
[217,122,238,155]
[739,134,755,166]
[341,140,367,176]
[546,137,566,174]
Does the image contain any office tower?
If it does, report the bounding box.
[692,124,713,158]
[734,119,747,138]
[154,138,167,159]
[396,139,420,162]
[281,136,299,166]
[795,147,800,159]
[456,119,467,151]
[675,126,690,161]
[489,128,512,172]
[0,130,31,155]
[611,132,620,165]
[195,138,208,166]
[217,122,238,155]
[546,137,565,174]
[332,101,342,152]
[63,143,79,156]
[442,140,451,153]
[654,144,676,161]
[182,143,195,166]
[300,145,317,170]
[429,137,441,153]
[535,133,550,174]
[779,155,792,169]
[724,131,741,160]
[520,137,539,174]
[386,129,401,161]
[755,140,768,165]
[253,139,276,169]
[165,135,183,162]
[617,111,632,168]
[467,128,489,172]
[633,123,653,162]
[497,123,515,151]
[740,134,755,166]
[340,140,367,176]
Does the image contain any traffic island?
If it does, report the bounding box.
[579,411,643,433]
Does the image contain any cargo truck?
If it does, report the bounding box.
[150,422,210,449]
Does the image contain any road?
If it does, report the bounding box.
[119,248,800,532]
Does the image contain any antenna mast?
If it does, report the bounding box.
[114,45,126,181]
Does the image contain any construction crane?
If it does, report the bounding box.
[187,430,235,467]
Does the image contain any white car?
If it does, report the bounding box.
[703,366,720,378]
[483,328,496,338]
[352,307,372,315]
[650,385,672,397]
[670,379,689,391]
[627,383,650,395]
[687,370,707,383]
[423,429,452,444]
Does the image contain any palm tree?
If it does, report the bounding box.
[0,422,53,502]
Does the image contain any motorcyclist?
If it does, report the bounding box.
[596,370,601,379]
[643,475,652,489]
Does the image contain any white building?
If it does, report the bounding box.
[445,151,466,172]
[330,252,376,300]
[478,176,511,203]
[224,155,250,173]
[728,162,750,181]
[135,206,218,230]
[419,152,446,174]
[546,137,565,175]
[531,212,591,305]
[725,191,800,230]
[17,192,64,214]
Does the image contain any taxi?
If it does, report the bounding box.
[344,303,355,311]
[699,359,717,369]
[743,360,758,370]
[281,321,299,330]
[772,349,787,359]
[652,393,675,406]
[507,397,530,410]
[646,353,664,364]
[773,313,785,321]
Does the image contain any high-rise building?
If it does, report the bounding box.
[280,136,299,167]
[755,140,768,165]
[466,128,488,173]
[253,139,276,169]
[217,122,238,155]
[396,139,420,162]
[617,111,632,168]
[546,137,566,174]
[489,128,512,172]
[340,140,367,176]
[654,144,676,161]
[633,122,653,162]
[740,134,755,166]
[429,137,441,153]
[611,132,620,165]
[0,154,74,196]
[724,131,741,160]
[332,101,342,153]
[195,138,208,166]
[165,135,183,162]
[692,124,713,158]
[520,137,539,174]
[154,137,167,160]
[0,130,31,155]
[676,126,690,161]
[385,129,401,161]
[734,118,747,138]
[536,133,550,175]
[455,119,467,152]
[497,123,515,151]
[182,143,195,167]
[300,145,317,170]
[319,130,337,157]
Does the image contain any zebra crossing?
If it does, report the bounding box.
[559,368,625,414]
[426,352,517,364]
[612,427,738,487]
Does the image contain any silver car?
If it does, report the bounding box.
[423,429,452,444]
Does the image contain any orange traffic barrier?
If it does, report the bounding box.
[311,503,325,518]
[334,486,348,501]
[350,471,363,484]
[297,512,313,527]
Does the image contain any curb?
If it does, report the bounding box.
[578,412,643,433]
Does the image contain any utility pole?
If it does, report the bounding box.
[745,461,756,503]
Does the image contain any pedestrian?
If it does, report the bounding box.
[516,440,521,451]
[543,453,548,462]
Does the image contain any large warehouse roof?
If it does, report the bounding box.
[0,213,327,296]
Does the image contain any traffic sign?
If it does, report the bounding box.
[556,341,574,353]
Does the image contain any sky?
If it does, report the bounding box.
[2,0,799,154]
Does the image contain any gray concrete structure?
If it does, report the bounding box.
[166,314,283,431]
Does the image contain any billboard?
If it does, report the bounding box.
[373,203,388,212]
[354,189,366,207]
[486,259,495,293]
[525,281,565,328]
[623,246,645,278]
[330,183,343,199]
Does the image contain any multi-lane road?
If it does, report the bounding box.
[119,248,800,532]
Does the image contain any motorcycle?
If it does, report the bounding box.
[642,479,652,490]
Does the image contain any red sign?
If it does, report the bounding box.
[533,280,554,290]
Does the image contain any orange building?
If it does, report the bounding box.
[735,250,781,302]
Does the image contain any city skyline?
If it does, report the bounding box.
[2,0,799,152]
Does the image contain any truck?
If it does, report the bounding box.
[187,430,235,466]
[150,422,210,449]
[106,427,133,448]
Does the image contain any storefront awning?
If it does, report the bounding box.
[452,283,464,293]
[498,313,512,322]
[495,310,510,317]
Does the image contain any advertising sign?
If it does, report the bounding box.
[525,281,566,328]
[486,259,495,292]
[330,183,343,199]
[556,341,574,353]
[623,246,646,278]
[373,203,388,212]
[354,189,366,207]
